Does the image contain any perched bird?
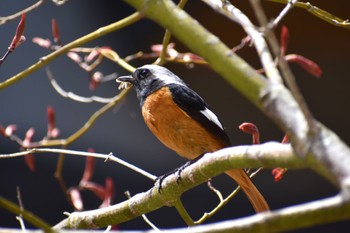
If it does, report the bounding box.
[117,65,269,213]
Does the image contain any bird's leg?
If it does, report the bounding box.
[156,154,204,193]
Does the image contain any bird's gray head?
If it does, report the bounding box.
[117,65,186,102]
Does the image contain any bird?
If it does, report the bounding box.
[117,64,269,213]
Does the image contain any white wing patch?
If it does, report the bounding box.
[200,108,224,130]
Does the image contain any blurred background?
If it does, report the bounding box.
[0,0,350,232]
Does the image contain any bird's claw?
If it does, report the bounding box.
[155,160,195,193]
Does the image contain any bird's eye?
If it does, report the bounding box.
[138,68,150,79]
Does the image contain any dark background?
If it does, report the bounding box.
[1,1,350,232]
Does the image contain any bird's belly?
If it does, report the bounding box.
[142,87,225,160]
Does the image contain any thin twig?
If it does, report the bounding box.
[155,0,188,65]
[0,0,47,25]
[155,30,172,65]
[154,0,187,65]
[125,191,160,230]
[201,0,283,84]
[0,148,157,181]
[15,187,26,231]
[268,0,350,30]
[271,0,298,28]
[195,168,262,224]
[0,196,54,232]
[46,67,116,103]
[173,199,195,226]
[249,0,317,137]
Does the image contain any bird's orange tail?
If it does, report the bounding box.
[225,169,269,213]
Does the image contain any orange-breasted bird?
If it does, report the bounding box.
[118,65,269,213]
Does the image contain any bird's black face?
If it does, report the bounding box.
[117,67,151,88]
[118,66,160,103]
[117,65,186,104]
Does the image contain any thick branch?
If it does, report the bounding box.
[51,142,328,229]
[3,195,350,233]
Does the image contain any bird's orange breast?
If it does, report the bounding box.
[142,87,227,160]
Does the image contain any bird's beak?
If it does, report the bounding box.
[116,75,135,89]
[117,75,134,83]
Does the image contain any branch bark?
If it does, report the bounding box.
[3,195,350,233]
[50,142,340,230]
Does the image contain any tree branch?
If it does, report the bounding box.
[50,142,328,229]
[0,148,157,181]
[3,194,350,233]
[0,0,47,25]
[46,67,116,104]
[0,196,54,232]
[268,0,350,30]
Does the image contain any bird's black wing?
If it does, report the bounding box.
[168,84,231,146]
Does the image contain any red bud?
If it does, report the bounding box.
[0,125,5,136]
[9,14,26,51]
[47,106,59,138]
[285,54,323,78]
[81,181,105,200]
[239,122,260,144]
[281,134,289,143]
[51,18,61,45]
[280,26,289,56]
[23,127,35,172]
[23,127,35,147]
[272,167,287,182]
[80,152,95,185]
[100,177,115,208]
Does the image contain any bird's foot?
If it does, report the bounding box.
[155,156,203,193]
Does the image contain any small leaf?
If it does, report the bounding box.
[5,124,17,136]
[67,51,82,63]
[32,37,52,49]
[68,188,83,210]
